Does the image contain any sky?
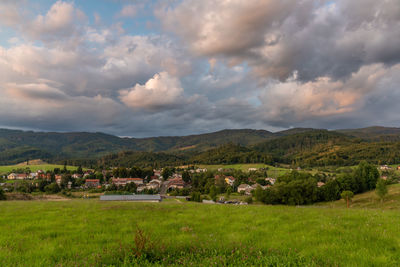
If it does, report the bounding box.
[0,0,399,137]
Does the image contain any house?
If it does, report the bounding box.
[248,168,257,171]
[153,170,162,177]
[55,175,62,185]
[147,179,162,190]
[29,172,37,179]
[265,178,276,185]
[111,178,143,187]
[167,178,186,191]
[100,194,162,202]
[237,184,251,194]
[85,179,100,188]
[136,185,146,193]
[317,182,325,187]
[7,173,17,180]
[251,184,262,190]
[225,176,235,186]
[380,165,392,171]
[195,168,207,173]
[16,173,28,180]
[72,173,82,179]
[172,173,182,179]
[381,176,388,180]
[397,166,400,171]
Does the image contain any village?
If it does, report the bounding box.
[1,162,397,205]
[0,165,284,204]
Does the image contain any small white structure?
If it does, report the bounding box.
[237,184,252,194]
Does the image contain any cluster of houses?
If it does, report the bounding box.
[379,165,400,171]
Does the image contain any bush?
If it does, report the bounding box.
[245,196,253,204]
[0,188,6,200]
[44,183,61,194]
[190,191,202,202]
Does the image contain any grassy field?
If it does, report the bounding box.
[197,163,290,177]
[0,164,80,174]
[0,198,400,266]
[320,183,400,210]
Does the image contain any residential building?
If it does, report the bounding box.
[7,173,17,180]
[112,178,143,187]
[225,176,235,186]
[237,184,251,194]
[167,178,186,191]
[265,178,276,185]
[85,179,100,188]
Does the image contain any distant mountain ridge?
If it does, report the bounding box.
[1,126,400,165]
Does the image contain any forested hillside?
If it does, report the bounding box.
[2,127,400,166]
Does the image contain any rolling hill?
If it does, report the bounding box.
[2,126,400,166]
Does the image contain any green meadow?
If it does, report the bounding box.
[1,196,400,266]
[0,164,80,174]
[197,163,290,177]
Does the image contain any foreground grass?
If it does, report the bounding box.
[0,200,399,266]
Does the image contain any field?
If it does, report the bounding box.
[320,183,400,209]
[196,163,290,177]
[0,164,80,174]
[1,196,400,266]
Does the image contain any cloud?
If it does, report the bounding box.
[118,5,137,18]
[1,0,400,137]
[158,0,400,81]
[119,72,184,110]
[258,63,399,126]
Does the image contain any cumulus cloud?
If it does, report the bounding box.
[258,64,399,126]
[1,0,400,137]
[158,0,400,81]
[119,72,184,110]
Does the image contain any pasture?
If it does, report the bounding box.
[0,164,80,174]
[0,199,399,266]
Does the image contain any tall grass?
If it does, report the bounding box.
[0,200,399,266]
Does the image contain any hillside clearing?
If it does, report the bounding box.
[0,164,80,174]
[320,183,400,209]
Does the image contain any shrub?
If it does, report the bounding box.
[245,196,253,204]
[0,188,6,200]
[44,183,61,194]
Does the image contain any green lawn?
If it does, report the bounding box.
[0,164,80,174]
[0,199,399,266]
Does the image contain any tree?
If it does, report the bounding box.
[0,188,6,200]
[340,191,354,208]
[254,185,264,202]
[77,165,83,174]
[376,179,388,202]
[125,182,137,193]
[161,168,173,180]
[182,171,191,183]
[225,186,232,199]
[45,183,61,194]
[209,185,217,202]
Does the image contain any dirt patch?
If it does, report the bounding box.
[5,193,70,201]
[5,193,34,200]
